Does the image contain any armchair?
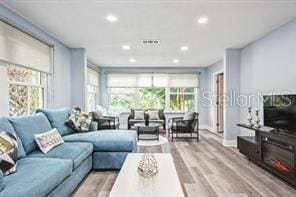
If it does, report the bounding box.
[89,111,119,130]
[168,112,199,142]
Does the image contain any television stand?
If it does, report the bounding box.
[237,124,296,187]
[237,136,260,161]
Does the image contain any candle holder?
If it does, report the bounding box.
[247,106,253,127]
[254,109,261,129]
[144,111,149,126]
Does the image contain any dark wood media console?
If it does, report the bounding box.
[237,124,296,187]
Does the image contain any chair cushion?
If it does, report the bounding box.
[149,120,165,124]
[28,142,93,170]
[63,130,137,152]
[36,108,74,136]
[100,122,120,126]
[129,119,164,125]
[0,117,26,159]
[183,112,195,121]
[2,157,72,197]
[129,119,145,124]
[8,113,52,154]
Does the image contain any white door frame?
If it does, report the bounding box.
[212,69,224,133]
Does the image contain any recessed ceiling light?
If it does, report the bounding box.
[173,59,180,64]
[122,45,131,50]
[181,46,189,51]
[106,15,117,22]
[198,17,208,24]
[129,58,136,63]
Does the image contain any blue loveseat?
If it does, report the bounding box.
[0,108,137,197]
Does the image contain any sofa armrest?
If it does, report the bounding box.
[89,121,98,131]
[0,170,4,192]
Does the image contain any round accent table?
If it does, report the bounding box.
[134,123,162,141]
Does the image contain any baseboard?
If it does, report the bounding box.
[199,124,213,132]
[223,139,237,147]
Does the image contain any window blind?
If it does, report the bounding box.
[0,20,52,73]
[87,67,99,86]
[107,73,199,88]
[106,73,152,88]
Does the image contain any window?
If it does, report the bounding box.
[169,88,196,111]
[0,20,52,116]
[7,65,46,116]
[139,88,165,109]
[87,68,99,112]
[107,73,199,111]
[110,88,136,110]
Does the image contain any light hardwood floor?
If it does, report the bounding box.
[73,130,296,197]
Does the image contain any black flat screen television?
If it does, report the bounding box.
[264,95,296,134]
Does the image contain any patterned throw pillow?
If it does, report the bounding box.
[0,131,18,176]
[66,108,92,132]
[34,128,64,153]
[148,110,160,120]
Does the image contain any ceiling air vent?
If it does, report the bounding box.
[141,39,160,45]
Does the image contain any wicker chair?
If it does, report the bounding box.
[168,112,199,142]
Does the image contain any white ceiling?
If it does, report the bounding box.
[2,0,296,68]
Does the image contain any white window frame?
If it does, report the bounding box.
[7,64,48,115]
[86,67,99,112]
[87,84,99,112]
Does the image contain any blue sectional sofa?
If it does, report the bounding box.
[0,108,137,197]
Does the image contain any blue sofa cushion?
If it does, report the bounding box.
[0,117,26,159]
[63,130,137,152]
[1,157,72,197]
[28,142,93,170]
[36,108,74,136]
[8,113,52,154]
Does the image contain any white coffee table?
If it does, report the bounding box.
[109,153,184,197]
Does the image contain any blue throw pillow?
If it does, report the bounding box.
[0,117,26,159]
[8,113,52,154]
[36,108,74,136]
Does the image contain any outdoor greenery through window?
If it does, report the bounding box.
[170,88,196,111]
[109,87,196,111]
[7,65,45,116]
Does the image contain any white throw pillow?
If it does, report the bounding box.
[148,110,159,120]
[134,111,145,120]
[34,128,64,153]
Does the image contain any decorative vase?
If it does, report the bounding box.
[145,118,149,126]
[138,152,158,178]
[254,109,261,129]
[247,106,253,127]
